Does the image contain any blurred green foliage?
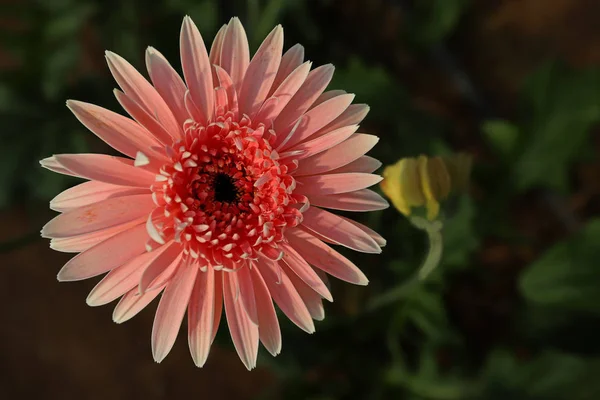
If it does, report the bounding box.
[2,0,599,399]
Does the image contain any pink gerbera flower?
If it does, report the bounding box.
[41,16,388,370]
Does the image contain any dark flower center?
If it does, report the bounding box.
[212,172,238,203]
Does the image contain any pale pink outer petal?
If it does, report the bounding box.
[146,47,189,131]
[188,266,215,367]
[295,173,383,196]
[281,94,355,150]
[39,157,77,177]
[212,271,224,343]
[57,223,147,282]
[105,51,180,137]
[139,241,183,293]
[113,285,165,324]
[273,64,334,137]
[281,262,325,320]
[209,24,227,84]
[49,218,145,253]
[50,181,149,212]
[300,206,381,254]
[214,66,239,115]
[289,125,359,160]
[248,264,282,356]
[339,216,387,248]
[311,90,347,109]
[86,249,160,306]
[285,228,369,285]
[152,261,198,363]
[236,264,258,325]
[52,154,156,187]
[328,155,382,174]
[293,134,379,176]
[269,43,304,97]
[181,16,214,124]
[313,103,370,138]
[67,100,161,159]
[256,258,315,333]
[238,25,283,118]
[280,242,332,301]
[220,17,250,91]
[223,271,259,370]
[308,189,389,212]
[42,194,154,238]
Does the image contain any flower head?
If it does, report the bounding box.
[40,16,387,369]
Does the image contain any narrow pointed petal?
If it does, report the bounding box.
[40,156,77,176]
[294,134,379,176]
[280,242,332,301]
[146,47,189,130]
[239,25,283,117]
[188,266,215,367]
[256,258,315,333]
[339,216,387,247]
[329,155,382,174]
[269,43,304,96]
[42,194,154,238]
[209,24,227,84]
[50,181,149,212]
[53,154,156,187]
[220,17,250,91]
[296,173,382,196]
[248,264,282,356]
[236,264,258,325]
[139,242,183,293]
[212,271,224,343]
[105,51,180,137]
[57,223,147,282]
[285,228,369,285]
[113,285,165,324]
[214,66,239,114]
[311,90,347,109]
[223,271,259,370]
[67,100,161,159]
[301,207,381,254]
[152,262,198,363]
[308,189,389,212]
[180,16,214,124]
[281,263,325,320]
[313,104,370,137]
[289,124,358,160]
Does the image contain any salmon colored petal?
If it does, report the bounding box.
[220,17,250,91]
[300,206,381,254]
[236,264,258,325]
[52,154,155,187]
[223,271,259,370]
[273,64,334,137]
[214,66,239,116]
[113,285,165,324]
[180,16,214,124]
[310,90,347,109]
[308,189,389,212]
[313,103,370,138]
[42,194,154,238]
[139,241,183,293]
[285,228,369,285]
[57,223,147,282]
[339,216,387,247]
[105,51,180,137]
[49,218,145,253]
[188,266,215,367]
[86,249,160,306]
[152,261,198,363]
[40,156,78,176]
[294,134,379,176]
[329,155,382,174]
[281,262,325,320]
[67,100,161,159]
[282,94,355,150]
[248,264,282,356]
[269,43,304,97]
[291,124,359,160]
[50,181,148,212]
[280,242,332,301]
[209,24,227,84]
[239,25,283,118]
[296,173,382,196]
[145,47,189,130]
[212,271,224,343]
[256,258,315,333]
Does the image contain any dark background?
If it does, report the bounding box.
[2,0,600,399]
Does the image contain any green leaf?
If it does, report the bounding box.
[441,196,479,269]
[481,120,520,158]
[520,219,600,314]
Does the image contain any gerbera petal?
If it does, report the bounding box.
[339,216,387,248]
[146,47,189,130]
[42,194,154,238]
[236,264,258,325]
[329,155,382,174]
[139,241,183,293]
[113,285,165,324]
[280,242,332,301]
[52,154,156,187]
[281,262,325,320]
[180,16,214,124]
[67,100,161,159]
[248,264,282,356]
[223,271,259,370]
[152,261,198,363]
[50,180,149,212]
[220,17,250,91]
[285,228,369,285]
[57,223,147,282]
[308,189,389,212]
[212,271,224,343]
[239,25,283,118]
[39,156,78,176]
[188,266,215,367]
[296,172,382,196]
[300,206,381,254]
[269,43,304,96]
[294,134,379,176]
[311,90,347,109]
[290,124,359,160]
[313,103,370,138]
